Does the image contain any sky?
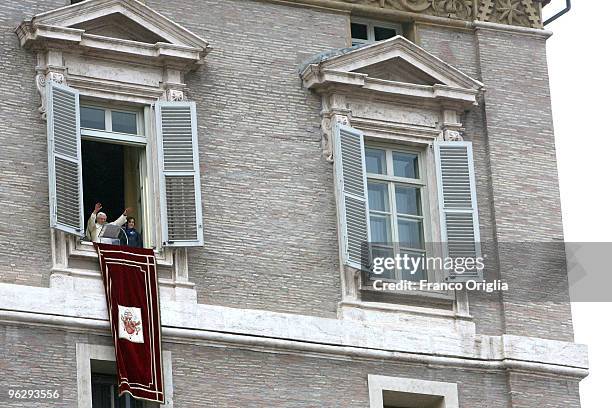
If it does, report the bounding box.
[545,1,612,405]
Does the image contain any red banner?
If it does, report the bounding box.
[95,243,164,404]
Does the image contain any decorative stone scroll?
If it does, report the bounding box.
[36,71,66,120]
[325,0,544,28]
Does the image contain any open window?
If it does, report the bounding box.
[45,82,203,248]
[19,0,210,297]
[80,103,148,246]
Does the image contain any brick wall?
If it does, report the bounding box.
[143,0,349,317]
[0,0,67,287]
[0,0,574,338]
[416,24,573,342]
[0,324,581,408]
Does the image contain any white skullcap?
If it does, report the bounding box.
[96,212,107,219]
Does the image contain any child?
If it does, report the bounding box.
[122,216,143,248]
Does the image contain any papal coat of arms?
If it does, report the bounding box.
[118,305,144,343]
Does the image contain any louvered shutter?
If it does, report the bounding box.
[434,141,483,281]
[333,123,370,269]
[46,81,84,236]
[155,101,203,246]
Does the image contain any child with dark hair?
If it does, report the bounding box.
[122,216,143,248]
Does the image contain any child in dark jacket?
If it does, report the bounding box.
[122,216,143,248]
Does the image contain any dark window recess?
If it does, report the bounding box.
[82,140,125,223]
[374,26,397,41]
[351,23,368,40]
[91,373,147,408]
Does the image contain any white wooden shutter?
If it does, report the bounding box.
[46,81,84,236]
[333,122,370,269]
[155,101,203,246]
[434,141,483,281]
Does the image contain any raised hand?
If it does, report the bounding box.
[123,207,132,216]
[94,202,103,213]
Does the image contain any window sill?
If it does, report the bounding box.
[359,283,457,314]
[72,239,173,267]
[50,230,197,303]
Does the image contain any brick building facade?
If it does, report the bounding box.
[0,0,587,407]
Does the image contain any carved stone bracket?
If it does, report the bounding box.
[36,70,66,120]
[321,114,350,163]
[160,68,186,102]
[441,108,464,141]
[321,94,351,163]
[162,88,185,102]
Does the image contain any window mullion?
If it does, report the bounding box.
[367,23,375,42]
[389,181,402,280]
[104,109,112,132]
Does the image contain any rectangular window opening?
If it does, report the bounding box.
[351,18,402,45]
[81,139,145,246]
[366,145,427,282]
[91,360,157,408]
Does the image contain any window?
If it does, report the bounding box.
[46,81,204,248]
[80,103,148,245]
[92,371,153,408]
[351,19,402,46]
[366,145,427,281]
[368,375,459,408]
[333,122,482,284]
[76,343,173,408]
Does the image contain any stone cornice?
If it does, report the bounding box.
[271,0,545,29]
[0,283,589,379]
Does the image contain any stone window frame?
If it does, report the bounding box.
[16,0,211,301]
[301,36,484,318]
[367,374,459,408]
[76,343,174,408]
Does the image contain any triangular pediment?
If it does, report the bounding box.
[21,0,207,49]
[353,57,441,86]
[307,36,482,91]
[71,12,168,44]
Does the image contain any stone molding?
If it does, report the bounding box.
[277,0,545,28]
[16,0,210,117]
[76,343,174,408]
[0,283,589,379]
[301,36,483,162]
[16,0,204,300]
[368,375,459,408]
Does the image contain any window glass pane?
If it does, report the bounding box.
[395,186,421,216]
[365,148,386,174]
[393,152,418,178]
[398,218,423,249]
[351,23,368,40]
[399,250,427,281]
[371,245,394,279]
[374,26,397,41]
[112,111,138,134]
[80,107,106,130]
[368,182,389,212]
[369,213,391,243]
